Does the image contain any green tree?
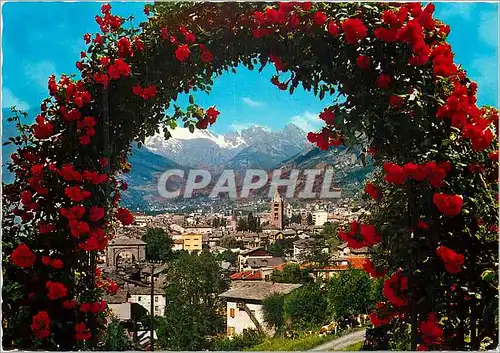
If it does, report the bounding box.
[306,213,313,226]
[284,284,328,330]
[271,263,302,283]
[100,316,132,351]
[262,293,285,333]
[141,228,174,262]
[327,269,377,321]
[321,222,341,251]
[237,217,248,231]
[156,252,229,350]
[267,242,284,257]
[215,249,237,266]
[214,329,264,350]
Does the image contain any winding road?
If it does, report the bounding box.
[309,329,366,351]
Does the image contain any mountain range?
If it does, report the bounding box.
[2,107,373,210]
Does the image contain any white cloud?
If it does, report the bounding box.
[478,10,499,47]
[290,111,321,132]
[24,60,58,90]
[241,97,265,107]
[2,87,30,110]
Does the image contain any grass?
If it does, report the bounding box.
[246,328,362,351]
[336,341,363,351]
[246,334,332,351]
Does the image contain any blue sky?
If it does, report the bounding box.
[2,2,498,135]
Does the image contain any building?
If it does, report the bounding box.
[184,225,213,234]
[173,238,184,251]
[301,257,366,282]
[128,286,167,317]
[270,190,284,230]
[312,210,329,226]
[237,247,273,271]
[293,238,329,260]
[182,233,202,253]
[105,289,131,321]
[220,281,302,336]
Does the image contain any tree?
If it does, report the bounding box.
[321,222,341,251]
[271,263,303,283]
[100,316,132,351]
[327,269,377,321]
[262,294,285,333]
[219,236,237,249]
[306,213,314,226]
[284,284,328,330]
[156,252,229,350]
[214,329,264,350]
[142,228,174,262]
[215,249,237,266]
[267,242,284,257]
[236,217,248,231]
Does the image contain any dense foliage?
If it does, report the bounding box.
[141,227,174,262]
[284,284,329,330]
[328,269,379,321]
[156,252,228,350]
[262,293,286,332]
[214,329,264,351]
[2,1,497,350]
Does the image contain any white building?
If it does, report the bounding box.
[128,286,167,317]
[220,281,302,336]
[312,210,329,226]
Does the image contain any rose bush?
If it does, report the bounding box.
[2,2,497,350]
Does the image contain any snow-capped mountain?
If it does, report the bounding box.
[144,123,309,171]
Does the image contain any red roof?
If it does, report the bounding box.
[300,257,367,271]
[230,271,262,280]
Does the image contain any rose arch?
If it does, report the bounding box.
[2,2,498,351]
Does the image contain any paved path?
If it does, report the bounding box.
[309,329,366,351]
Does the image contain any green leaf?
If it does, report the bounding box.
[481,269,495,282]
[189,124,195,133]
[189,95,194,104]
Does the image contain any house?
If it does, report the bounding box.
[184,225,213,234]
[335,242,369,257]
[312,210,329,226]
[173,238,184,251]
[169,223,185,234]
[105,289,131,321]
[128,286,167,317]
[182,233,202,253]
[237,247,273,271]
[220,281,302,336]
[301,257,367,282]
[293,237,329,260]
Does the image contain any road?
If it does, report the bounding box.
[309,329,366,351]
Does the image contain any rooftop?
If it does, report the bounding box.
[246,257,284,269]
[220,281,302,301]
[109,236,146,246]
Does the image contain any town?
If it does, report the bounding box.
[100,190,373,350]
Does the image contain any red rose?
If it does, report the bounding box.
[341,18,368,44]
[365,182,380,200]
[313,11,328,26]
[116,207,134,225]
[184,31,196,44]
[117,37,132,57]
[416,219,429,230]
[75,322,92,341]
[436,246,464,274]
[89,206,105,222]
[33,116,54,139]
[327,22,339,36]
[31,311,51,339]
[383,271,408,307]
[403,162,427,181]
[63,299,77,310]
[206,107,220,124]
[377,74,392,89]
[362,259,386,278]
[61,205,86,220]
[319,108,335,125]
[360,224,381,246]
[433,193,463,217]
[46,281,67,300]
[175,44,191,62]
[69,220,91,238]
[80,303,92,313]
[419,312,443,345]
[64,186,91,202]
[38,222,56,234]
[356,55,371,69]
[201,49,214,63]
[384,162,407,185]
[11,243,36,268]
[389,95,404,108]
[489,150,498,162]
[51,259,64,269]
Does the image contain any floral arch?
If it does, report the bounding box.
[2,1,498,351]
